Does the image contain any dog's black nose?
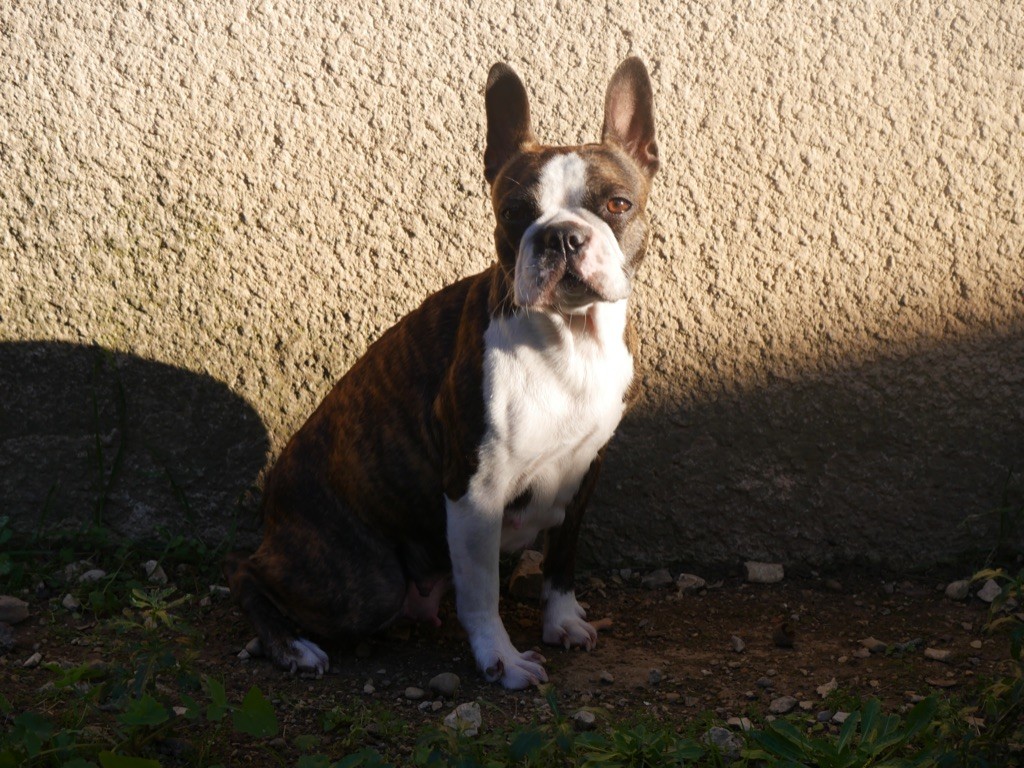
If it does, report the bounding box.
[540,223,589,257]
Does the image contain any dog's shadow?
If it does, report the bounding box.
[0,340,268,543]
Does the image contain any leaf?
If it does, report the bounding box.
[179,693,202,721]
[232,685,279,738]
[295,756,330,768]
[0,693,10,715]
[859,699,882,743]
[205,677,228,721]
[98,753,163,768]
[510,730,544,761]
[749,727,810,764]
[835,711,861,753]
[119,695,169,727]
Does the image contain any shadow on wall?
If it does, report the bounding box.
[585,324,1024,571]
[0,341,268,544]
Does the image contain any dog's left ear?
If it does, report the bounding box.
[484,63,536,185]
[602,57,659,177]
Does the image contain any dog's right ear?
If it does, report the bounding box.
[484,63,535,185]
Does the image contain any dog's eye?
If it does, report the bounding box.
[501,202,531,222]
[606,197,632,214]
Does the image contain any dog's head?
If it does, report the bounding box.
[484,58,658,314]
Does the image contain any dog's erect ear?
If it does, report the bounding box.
[484,63,535,185]
[602,57,659,177]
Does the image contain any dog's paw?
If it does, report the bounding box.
[543,590,598,650]
[268,637,330,678]
[482,647,549,690]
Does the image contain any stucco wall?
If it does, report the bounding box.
[2,0,1021,567]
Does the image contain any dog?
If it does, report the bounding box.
[225,57,658,689]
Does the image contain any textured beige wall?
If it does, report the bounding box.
[2,0,1022,567]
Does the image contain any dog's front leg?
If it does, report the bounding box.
[446,493,547,689]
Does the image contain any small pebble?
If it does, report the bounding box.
[832,711,850,724]
[676,573,706,593]
[977,580,1001,603]
[363,683,375,694]
[648,668,663,686]
[62,594,81,611]
[598,670,614,684]
[642,569,674,590]
[970,640,983,650]
[572,710,597,731]
[701,727,743,761]
[726,716,753,731]
[756,677,774,689]
[799,700,814,711]
[443,702,481,737]
[924,648,953,663]
[78,569,107,583]
[0,596,29,625]
[23,651,42,668]
[860,637,887,654]
[816,677,837,697]
[730,635,745,653]
[405,686,425,701]
[744,561,784,584]
[143,560,168,585]
[944,580,970,601]
[824,578,843,592]
[769,696,798,714]
[429,672,460,697]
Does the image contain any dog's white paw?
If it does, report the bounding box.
[482,646,549,689]
[543,590,598,650]
[285,638,329,678]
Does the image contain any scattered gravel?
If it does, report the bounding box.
[0,596,29,624]
[744,561,784,584]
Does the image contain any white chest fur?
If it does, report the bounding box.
[468,300,633,551]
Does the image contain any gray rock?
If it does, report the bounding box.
[78,569,106,583]
[508,550,544,599]
[860,637,887,653]
[744,561,784,584]
[642,568,674,589]
[404,686,425,700]
[61,594,81,611]
[362,683,375,694]
[730,635,746,653]
[701,726,743,761]
[769,695,798,714]
[428,672,460,697]
[0,596,29,624]
[648,668,663,685]
[817,710,833,723]
[726,716,753,731]
[143,560,168,585]
[572,710,596,731]
[23,651,42,668]
[944,580,970,601]
[598,670,614,684]
[977,579,1001,603]
[924,648,953,663]
[675,573,707,593]
[832,711,850,724]
[816,677,837,697]
[444,702,481,737]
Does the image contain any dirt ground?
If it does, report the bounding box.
[5,563,1009,763]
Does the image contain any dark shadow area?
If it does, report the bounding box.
[0,341,268,544]
[585,325,1024,570]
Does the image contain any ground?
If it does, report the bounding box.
[2,558,1011,765]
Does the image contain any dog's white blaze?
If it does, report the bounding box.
[514,153,631,307]
[446,299,632,686]
[288,637,329,675]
